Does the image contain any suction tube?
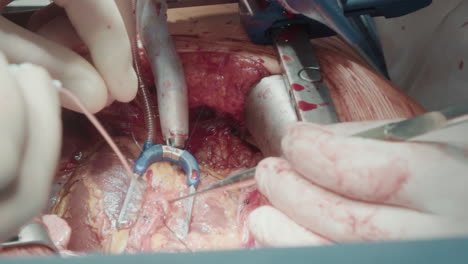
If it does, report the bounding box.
[132,0,155,149]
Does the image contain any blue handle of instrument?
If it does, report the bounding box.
[242,0,432,44]
[342,0,432,18]
[133,144,201,187]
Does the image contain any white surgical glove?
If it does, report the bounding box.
[0,0,137,113]
[248,121,468,247]
[0,55,61,242]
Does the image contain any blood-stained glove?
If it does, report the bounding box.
[248,121,468,247]
[0,55,62,242]
[0,0,137,113]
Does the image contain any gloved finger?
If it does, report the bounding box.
[0,16,107,113]
[248,206,332,247]
[255,158,468,242]
[0,54,26,192]
[280,122,468,214]
[30,9,82,51]
[0,63,61,241]
[115,0,136,45]
[53,0,137,103]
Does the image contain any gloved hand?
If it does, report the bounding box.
[0,55,61,241]
[0,0,137,113]
[248,121,468,247]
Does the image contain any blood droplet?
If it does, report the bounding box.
[163,80,172,88]
[282,55,292,62]
[459,60,464,70]
[191,170,199,181]
[155,2,162,14]
[291,83,305,91]
[298,101,318,111]
[311,77,323,84]
[257,87,272,99]
[319,102,328,106]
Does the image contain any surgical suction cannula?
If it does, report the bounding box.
[137,0,189,149]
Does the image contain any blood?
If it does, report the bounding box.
[162,80,172,88]
[180,51,270,120]
[186,116,262,170]
[272,162,289,175]
[107,25,112,29]
[459,60,464,70]
[155,2,162,15]
[191,170,199,181]
[257,87,272,99]
[462,21,468,27]
[282,10,295,19]
[278,30,295,42]
[291,83,305,91]
[146,169,154,182]
[297,101,318,111]
[401,25,406,31]
[282,55,292,62]
[71,44,89,57]
[347,213,358,233]
[319,102,328,106]
[238,188,270,247]
[59,160,79,174]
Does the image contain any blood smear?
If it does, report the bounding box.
[282,55,292,62]
[297,101,318,111]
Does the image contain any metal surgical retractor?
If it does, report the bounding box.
[118,0,200,240]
